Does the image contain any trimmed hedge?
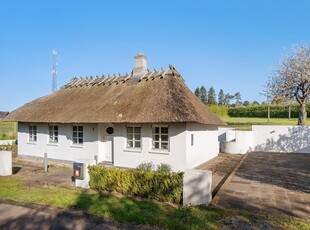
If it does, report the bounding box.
[228,104,310,118]
[88,166,183,204]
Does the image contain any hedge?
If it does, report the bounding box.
[228,104,310,118]
[88,166,183,204]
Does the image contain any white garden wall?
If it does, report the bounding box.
[219,125,310,154]
[252,125,310,153]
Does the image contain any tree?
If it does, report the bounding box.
[200,86,207,104]
[194,87,201,99]
[218,89,225,105]
[223,93,234,106]
[243,100,250,106]
[265,45,310,125]
[207,87,217,105]
[252,101,260,106]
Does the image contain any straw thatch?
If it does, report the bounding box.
[4,65,226,125]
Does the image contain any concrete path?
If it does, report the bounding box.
[212,152,310,219]
[0,200,152,230]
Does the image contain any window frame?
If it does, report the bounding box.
[126,125,142,149]
[72,125,83,145]
[28,124,37,142]
[151,125,169,151]
[48,124,59,143]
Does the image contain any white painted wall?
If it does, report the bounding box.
[220,131,253,154]
[18,122,221,171]
[218,128,235,142]
[18,123,99,162]
[252,125,310,153]
[113,123,187,171]
[185,123,219,169]
[219,125,310,154]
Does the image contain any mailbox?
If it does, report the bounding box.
[73,162,85,180]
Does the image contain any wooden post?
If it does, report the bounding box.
[44,153,48,172]
[288,105,291,120]
[268,106,270,122]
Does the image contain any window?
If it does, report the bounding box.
[49,125,58,143]
[127,126,141,148]
[152,126,169,150]
[191,134,194,146]
[29,125,37,142]
[72,125,83,144]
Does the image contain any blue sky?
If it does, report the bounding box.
[1,0,310,111]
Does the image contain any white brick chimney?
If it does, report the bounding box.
[133,54,147,76]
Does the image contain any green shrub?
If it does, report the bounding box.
[209,105,228,117]
[88,166,183,203]
[227,104,310,118]
[156,163,172,174]
[136,162,154,172]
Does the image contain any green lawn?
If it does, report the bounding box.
[220,116,310,130]
[0,177,309,230]
[0,122,17,140]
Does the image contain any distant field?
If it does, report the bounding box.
[220,116,309,130]
[0,122,17,140]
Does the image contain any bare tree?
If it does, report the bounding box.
[265,45,310,126]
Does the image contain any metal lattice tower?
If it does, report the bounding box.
[52,49,58,92]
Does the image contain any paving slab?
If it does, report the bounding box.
[212,152,310,220]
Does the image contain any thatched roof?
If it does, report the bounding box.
[4,65,226,126]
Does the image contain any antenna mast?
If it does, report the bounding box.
[52,49,58,92]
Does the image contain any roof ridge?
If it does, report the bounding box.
[62,65,184,89]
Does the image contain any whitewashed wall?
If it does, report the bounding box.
[252,125,310,153]
[113,123,187,171]
[219,125,310,154]
[220,131,253,154]
[18,123,99,162]
[186,123,219,169]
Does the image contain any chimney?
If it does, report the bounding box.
[133,54,147,76]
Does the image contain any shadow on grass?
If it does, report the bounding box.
[71,190,224,230]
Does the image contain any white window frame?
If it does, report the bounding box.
[72,125,83,145]
[49,125,58,143]
[126,126,141,149]
[152,125,169,151]
[28,124,37,142]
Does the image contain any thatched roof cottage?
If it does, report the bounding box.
[4,54,225,171]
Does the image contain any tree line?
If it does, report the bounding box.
[194,86,259,106]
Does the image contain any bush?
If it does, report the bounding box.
[88,166,183,203]
[156,163,172,174]
[227,104,310,118]
[136,162,154,172]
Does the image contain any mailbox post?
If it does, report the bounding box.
[73,162,85,180]
[73,159,96,189]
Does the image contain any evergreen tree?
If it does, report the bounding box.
[207,87,217,105]
[194,87,201,99]
[200,86,207,104]
[243,100,250,106]
[218,89,225,105]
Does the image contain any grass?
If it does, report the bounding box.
[0,122,17,140]
[0,177,309,230]
[220,116,310,130]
